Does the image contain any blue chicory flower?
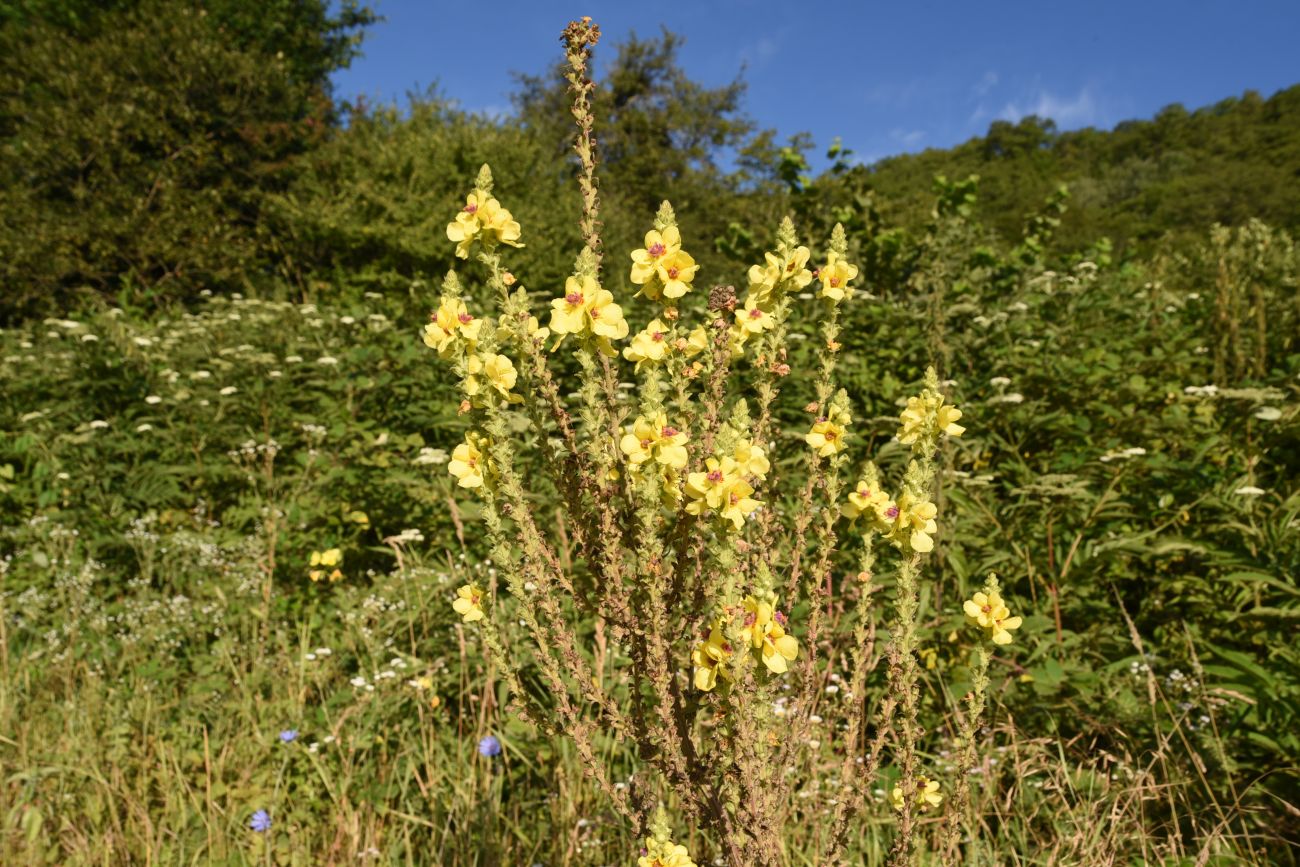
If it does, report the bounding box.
[477,735,502,757]
[279,729,298,743]
[249,809,271,832]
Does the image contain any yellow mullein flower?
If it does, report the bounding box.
[446,190,522,259]
[308,548,343,583]
[732,438,769,479]
[746,255,782,307]
[678,325,710,359]
[423,298,483,357]
[655,249,698,299]
[548,275,629,349]
[684,456,743,516]
[891,776,943,812]
[739,594,799,674]
[779,244,813,289]
[818,250,859,302]
[452,583,485,622]
[691,619,733,691]
[639,838,697,867]
[717,477,760,530]
[623,318,672,369]
[805,413,849,456]
[446,191,487,259]
[842,480,891,522]
[448,433,490,489]
[892,491,939,552]
[481,353,517,399]
[475,195,523,249]
[630,226,682,286]
[619,413,690,470]
[898,393,966,445]
[963,590,1022,645]
[495,314,549,346]
[734,295,774,336]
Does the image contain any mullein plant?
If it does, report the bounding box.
[421,18,1027,867]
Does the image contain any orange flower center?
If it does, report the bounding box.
[648,242,665,258]
[565,292,583,305]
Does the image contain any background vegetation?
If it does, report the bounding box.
[1,2,1298,864]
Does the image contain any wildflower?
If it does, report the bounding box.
[145,395,162,405]
[619,413,690,470]
[414,446,448,465]
[898,393,965,445]
[623,318,672,369]
[448,433,491,489]
[453,583,486,622]
[1234,485,1265,496]
[249,810,271,832]
[890,776,943,812]
[685,457,759,529]
[309,548,343,583]
[219,386,238,396]
[734,295,774,336]
[655,249,699,299]
[888,492,939,553]
[964,590,1022,645]
[477,734,502,757]
[423,298,483,357]
[805,413,849,456]
[731,438,770,479]
[818,250,858,302]
[691,619,733,691]
[639,838,698,867]
[842,481,891,525]
[739,594,799,674]
[548,275,629,351]
[279,729,298,743]
[631,226,682,284]
[463,352,518,403]
[447,189,523,258]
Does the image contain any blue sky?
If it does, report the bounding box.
[330,1,1300,170]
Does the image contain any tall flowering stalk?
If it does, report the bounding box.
[419,19,1024,867]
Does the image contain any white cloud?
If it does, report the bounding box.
[972,70,998,97]
[889,128,926,147]
[1000,87,1099,126]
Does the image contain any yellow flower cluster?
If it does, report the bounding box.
[964,589,1022,645]
[638,837,697,867]
[726,241,814,358]
[898,391,965,446]
[448,432,493,489]
[683,438,767,531]
[308,548,343,583]
[548,274,629,355]
[691,619,732,691]
[739,592,799,675]
[422,298,483,359]
[462,352,519,406]
[452,582,485,622]
[805,403,851,456]
[446,189,524,259]
[817,250,859,302]
[843,479,941,553]
[620,412,691,504]
[630,224,698,302]
[890,776,943,812]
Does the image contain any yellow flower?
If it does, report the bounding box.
[308,548,344,582]
[842,481,891,522]
[685,455,764,528]
[899,393,965,445]
[548,275,629,349]
[448,433,490,489]
[732,438,769,479]
[623,318,672,369]
[452,583,485,622]
[805,414,849,456]
[779,245,813,289]
[619,413,690,470]
[891,776,943,812]
[481,353,517,398]
[679,325,710,358]
[446,190,522,259]
[747,255,782,308]
[496,314,549,346]
[639,837,698,867]
[963,590,1022,645]
[734,295,774,336]
[630,226,682,286]
[739,594,799,674]
[892,491,939,553]
[422,298,483,358]
[691,619,733,692]
[655,249,698,299]
[818,250,858,302]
